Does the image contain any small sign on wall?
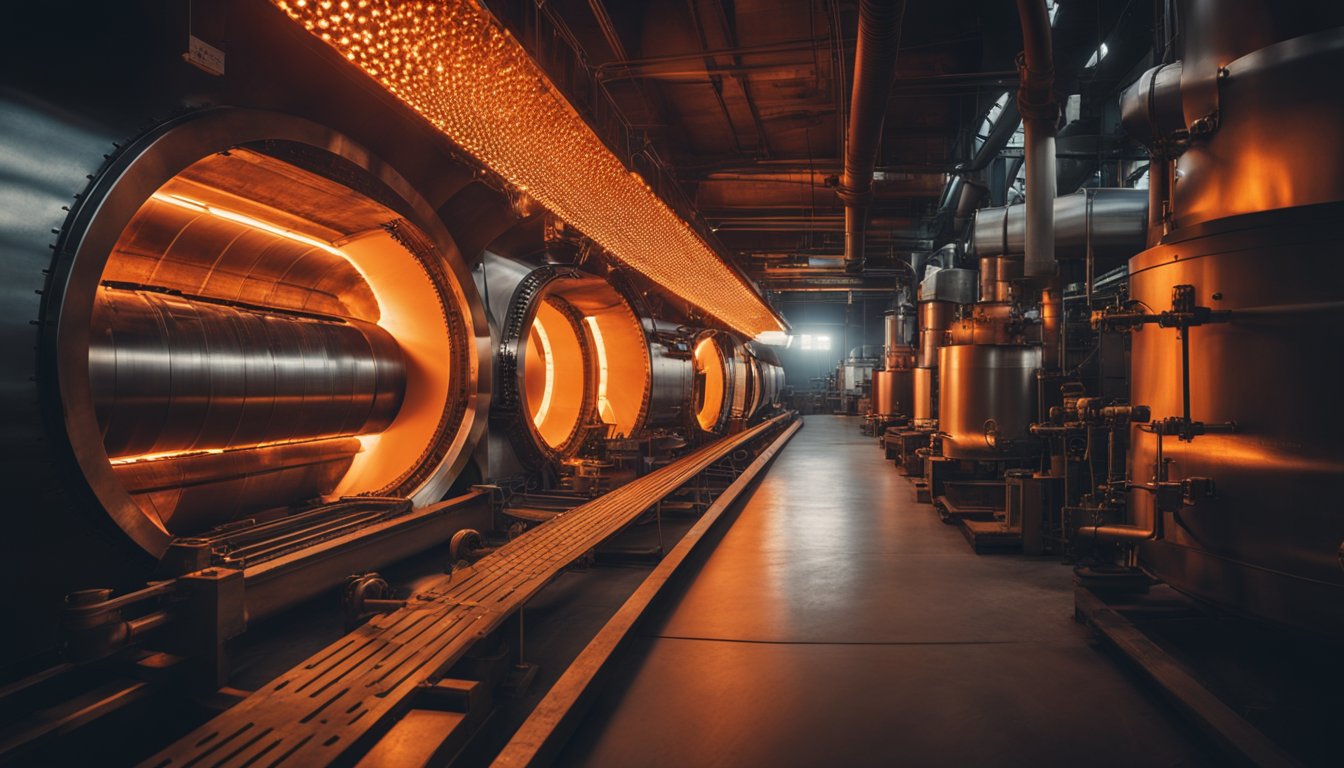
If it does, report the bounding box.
[183,34,224,76]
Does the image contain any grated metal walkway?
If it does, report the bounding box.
[144,415,789,768]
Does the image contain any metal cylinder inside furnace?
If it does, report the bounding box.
[31,123,484,556]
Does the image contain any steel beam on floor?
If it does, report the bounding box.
[492,418,803,767]
[1074,588,1296,768]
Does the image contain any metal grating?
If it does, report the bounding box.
[145,414,789,768]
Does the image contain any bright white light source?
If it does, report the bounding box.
[1085,43,1109,69]
[753,330,790,347]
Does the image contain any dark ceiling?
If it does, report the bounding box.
[485,0,1154,302]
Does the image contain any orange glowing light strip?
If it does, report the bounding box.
[151,192,346,257]
[584,316,613,423]
[273,0,784,337]
[531,322,556,428]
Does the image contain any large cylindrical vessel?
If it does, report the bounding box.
[1116,1,1344,635]
[1127,213,1344,635]
[938,345,1041,460]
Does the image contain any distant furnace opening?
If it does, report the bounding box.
[515,275,651,460]
[693,335,728,432]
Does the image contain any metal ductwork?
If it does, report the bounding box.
[971,188,1149,268]
[1014,0,1057,278]
[841,0,907,272]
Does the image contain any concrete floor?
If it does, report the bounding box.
[560,415,1217,767]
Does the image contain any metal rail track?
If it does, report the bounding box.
[144,414,791,768]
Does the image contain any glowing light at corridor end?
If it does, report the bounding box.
[273,0,784,337]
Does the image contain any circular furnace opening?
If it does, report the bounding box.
[53,112,483,555]
[692,332,752,433]
[693,335,728,432]
[504,270,653,463]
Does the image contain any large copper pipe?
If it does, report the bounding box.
[840,0,906,272]
[91,288,405,459]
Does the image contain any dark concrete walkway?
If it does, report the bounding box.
[561,415,1214,767]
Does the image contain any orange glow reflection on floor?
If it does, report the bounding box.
[272,0,783,337]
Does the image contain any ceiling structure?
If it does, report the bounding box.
[482,0,1154,305]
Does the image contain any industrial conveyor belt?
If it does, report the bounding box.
[144,414,790,768]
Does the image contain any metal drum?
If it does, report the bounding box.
[872,369,915,418]
[938,344,1041,460]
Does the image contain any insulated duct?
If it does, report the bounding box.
[841,0,907,272]
[971,188,1149,267]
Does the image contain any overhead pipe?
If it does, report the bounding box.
[1014,0,1058,278]
[970,188,1149,266]
[840,0,907,273]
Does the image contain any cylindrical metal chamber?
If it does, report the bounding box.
[743,342,785,420]
[91,289,405,459]
[977,257,1023,304]
[938,344,1041,460]
[693,331,753,433]
[872,369,915,418]
[913,367,934,422]
[884,308,915,351]
[1127,207,1344,636]
[917,301,954,368]
[495,265,696,465]
[1112,3,1344,636]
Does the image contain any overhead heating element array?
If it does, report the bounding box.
[272,0,785,338]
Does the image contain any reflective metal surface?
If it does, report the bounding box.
[871,369,914,418]
[913,367,934,421]
[918,268,977,304]
[1114,1,1344,636]
[645,320,696,428]
[113,438,361,535]
[91,288,404,458]
[971,188,1148,269]
[916,301,954,368]
[1128,209,1344,634]
[976,257,1022,304]
[938,344,1041,460]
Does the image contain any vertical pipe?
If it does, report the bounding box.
[1015,0,1057,278]
[841,0,907,272]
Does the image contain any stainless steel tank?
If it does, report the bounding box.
[884,308,915,350]
[938,345,1041,460]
